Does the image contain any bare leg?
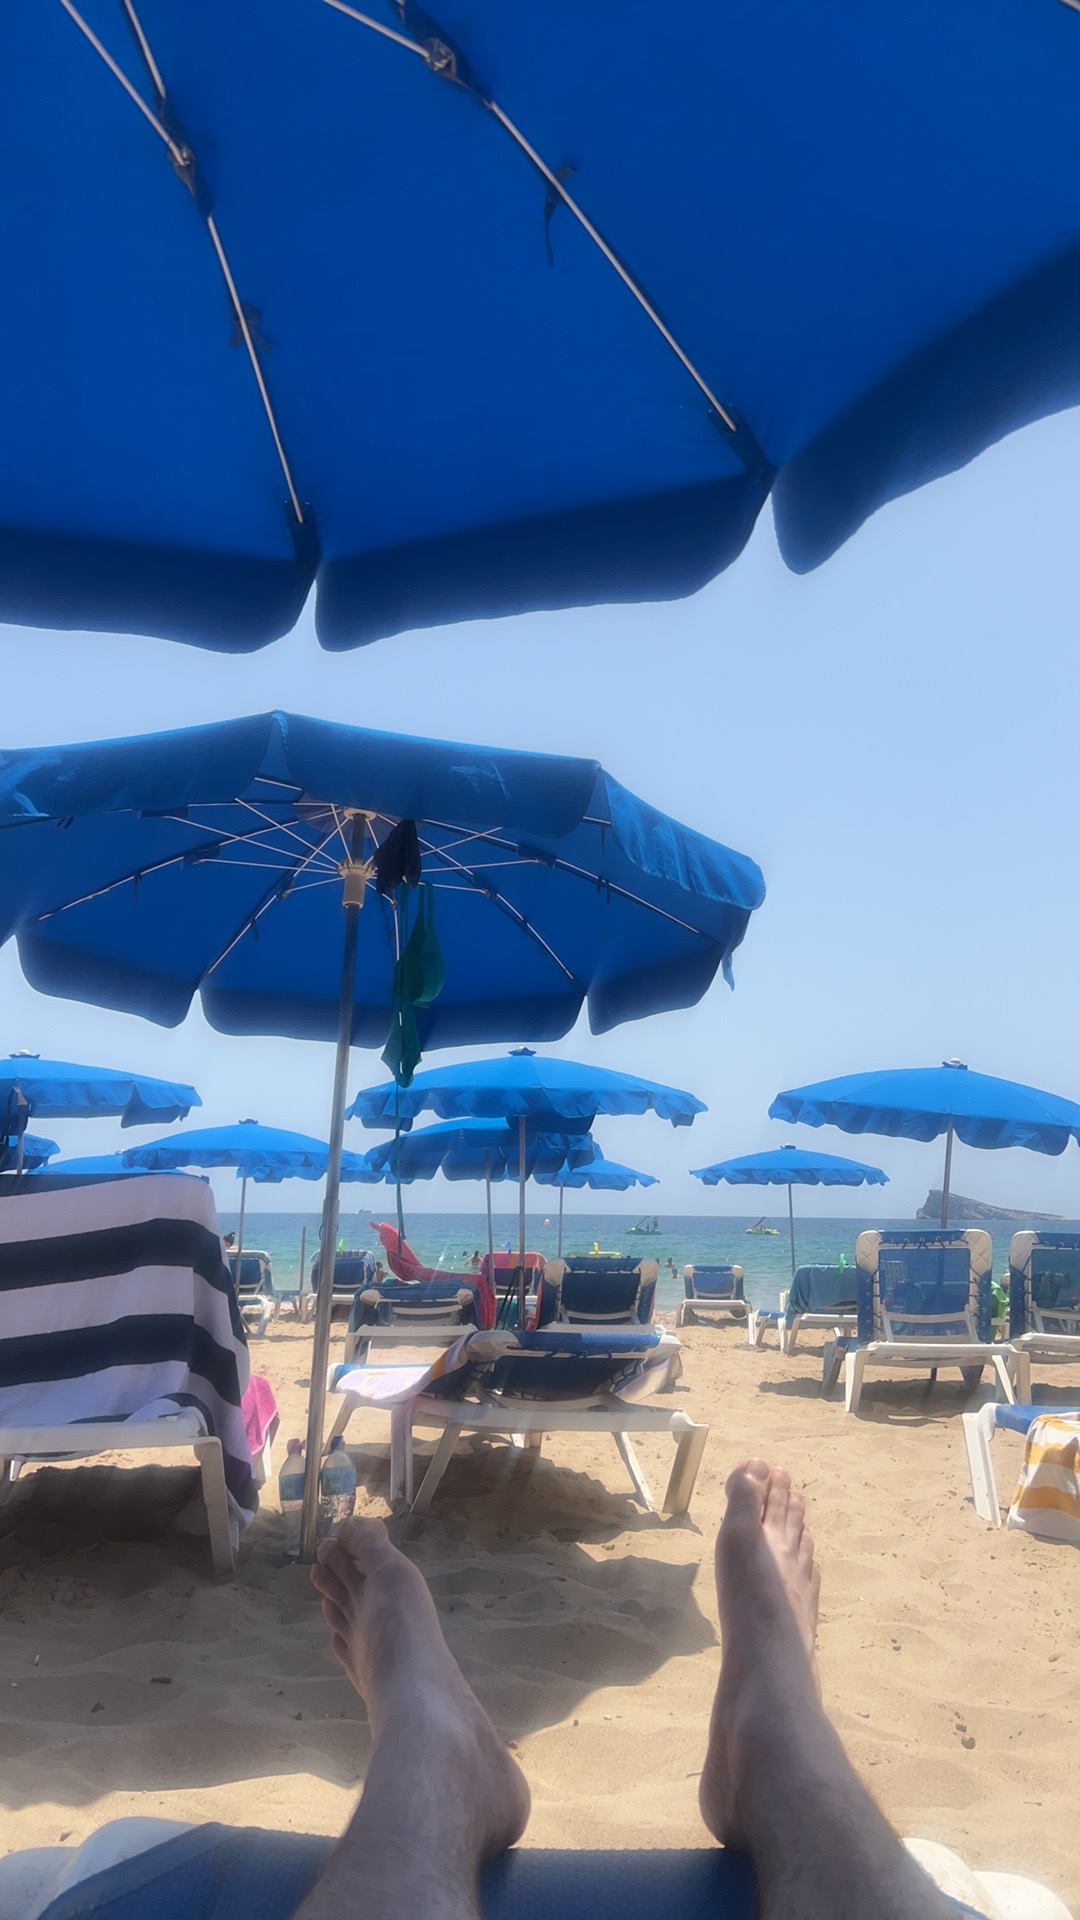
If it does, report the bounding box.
[700,1460,954,1920]
[294,1518,529,1920]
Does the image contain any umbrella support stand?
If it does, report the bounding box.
[236,1172,248,1264]
[940,1127,955,1228]
[485,1175,495,1296]
[300,832,369,1564]
[558,1186,564,1259]
[517,1116,527,1327]
[787,1183,796,1277]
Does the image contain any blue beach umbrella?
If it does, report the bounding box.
[0,1051,200,1172]
[0,1132,60,1174]
[544,1149,658,1259]
[122,1120,374,1258]
[769,1062,1080,1227]
[34,1152,150,1178]
[351,1048,703,1314]
[7,5,1080,653]
[691,1145,888,1275]
[355,1117,597,1276]
[0,712,757,1556]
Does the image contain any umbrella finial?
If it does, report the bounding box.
[942,1059,968,1071]
[509,1047,536,1056]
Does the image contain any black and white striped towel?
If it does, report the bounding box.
[0,1174,255,1526]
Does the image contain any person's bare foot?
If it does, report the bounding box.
[699,1460,823,1851]
[312,1517,530,1861]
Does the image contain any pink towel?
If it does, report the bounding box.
[242,1374,279,1458]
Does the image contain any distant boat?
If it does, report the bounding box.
[745,1217,780,1236]
[626,1215,661,1235]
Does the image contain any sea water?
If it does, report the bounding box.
[217,1209,1072,1314]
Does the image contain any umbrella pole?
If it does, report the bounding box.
[787,1183,796,1276]
[300,847,366,1565]
[940,1126,954,1228]
[517,1115,527,1326]
[298,1223,307,1300]
[485,1175,494,1278]
[558,1186,564,1259]
[236,1172,248,1263]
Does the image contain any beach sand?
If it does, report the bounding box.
[1,1316,1077,1910]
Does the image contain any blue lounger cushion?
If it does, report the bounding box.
[32,1824,983,1920]
[36,1828,757,1920]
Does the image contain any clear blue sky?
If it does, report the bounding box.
[3,408,1079,1221]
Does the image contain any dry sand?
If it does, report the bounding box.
[1,1315,1077,1909]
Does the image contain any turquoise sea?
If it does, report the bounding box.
[218,1209,1071,1313]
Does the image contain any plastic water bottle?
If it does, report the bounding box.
[278,1438,306,1560]
[318,1435,357,1539]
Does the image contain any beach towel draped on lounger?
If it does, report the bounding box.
[1007,1412,1080,1544]
[0,1175,256,1528]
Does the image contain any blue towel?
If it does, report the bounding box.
[33,1824,983,1920]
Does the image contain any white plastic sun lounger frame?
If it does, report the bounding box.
[746,1291,857,1354]
[328,1372,707,1520]
[0,1411,235,1573]
[843,1230,1017,1416]
[1007,1231,1080,1402]
[676,1263,747,1329]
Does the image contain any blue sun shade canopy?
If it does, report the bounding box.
[355,1118,597,1185]
[691,1146,887,1188]
[36,1152,153,1177]
[1,1133,60,1172]
[546,1153,657,1192]
[350,1050,705,1129]
[0,714,762,1045]
[0,1054,199,1127]
[6,3,1080,650]
[769,1065,1080,1156]
[121,1120,372,1184]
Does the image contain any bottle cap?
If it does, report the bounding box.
[286,1438,303,1454]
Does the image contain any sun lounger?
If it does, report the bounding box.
[330,1328,705,1519]
[1006,1231,1080,1400]
[7,1817,1067,1920]
[0,1173,257,1571]
[962,1401,1080,1528]
[535,1256,658,1327]
[344,1279,485,1363]
[748,1265,857,1353]
[838,1230,1016,1415]
[229,1249,276,1339]
[310,1247,379,1316]
[677,1264,746,1328]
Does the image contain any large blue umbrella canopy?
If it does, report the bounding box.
[354,1119,596,1186]
[122,1119,375,1261]
[769,1062,1080,1226]
[544,1150,658,1259]
[33,1152,151,1178]
[121,1121,372,1184]
[691,1145,888,1273]
[350,1051,705,1127]
[7,5,1080,651]
[0,1054,199,1126]
[546,1154,658,1193]
[0,712,752,1557]
[1,1133,60,1174]
[350,1049,698,1313]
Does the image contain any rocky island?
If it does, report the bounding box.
[917,1189,1064,1224]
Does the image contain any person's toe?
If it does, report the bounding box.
[335,1516,392,1570]
[759,1469,787,1535]
[311,1549,353,1610]
[723,1458,770,1526]
[321,1596,350,1639]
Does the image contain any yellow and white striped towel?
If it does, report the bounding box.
[1007,1413,1080,1544]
